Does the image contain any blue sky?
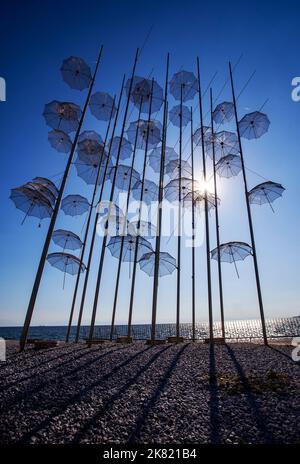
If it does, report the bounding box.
[0,0,299,327]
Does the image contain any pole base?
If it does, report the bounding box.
[116,336,133,344]
[204,337,225,344]
[146,339,166,345]
[167,336,185,344]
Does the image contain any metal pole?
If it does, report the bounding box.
[127,79,155,337]
[196,57,213,343]
[150,54,170,341]
[190,107,196,342]
[210,88,225,339]
[65,95,116,342]
[229,61,267,345]
[75,75,125,342]
[19,46,104,351]
[110,97,143,340]
[88,49,140,344]
[176,85,183,340]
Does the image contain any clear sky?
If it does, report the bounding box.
[0,0,299,327]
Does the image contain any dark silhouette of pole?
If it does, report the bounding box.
[190,107,196,341]
[210,88,225,339]
[176,85,183,340]
[110,98,143,340]
[65,95,116,342]
[19,46,104,352]
[196,57,214,343]
[150,54,170,341]
[88,49,140,344]
[74,75,125,342]
[229,62,267,345]
[127,79,155,337]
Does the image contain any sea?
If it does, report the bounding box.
[0,316,299,342]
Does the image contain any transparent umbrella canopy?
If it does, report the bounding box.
[61,194,90,216]
[125,76,164,114]
[148,146,178,173]
[128,220,156,239]
[23,181,57,207]
[109,164,140,191]
[32,177,58,198]
[248,181,285,212]
[60,56,92,91]
[43,100,82,134]
[77,131,104,156]
[212,101,234,124]
[52,229,83,251]
[193,125,212,146]
[47,252,86,288]
[169,70,198,102]
[206,130,239,161]
[138,251,177,277]
[107,235,153,263]
[48,129,72,153]
[165,159,192,180]
[10,186,53,224]
[127,119,163,150]
[211,241,253,278]
[183,190,219,212]
[215,154,242,178]
[89,92,116,121]
[169,104,191,127]
[97,202,126,235]
[132,179,159,205]
[164,177,194,202]
[110,136,133,161]
[239,111,270,139]
[75,150,111,186]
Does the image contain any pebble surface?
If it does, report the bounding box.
[0,341,299,444]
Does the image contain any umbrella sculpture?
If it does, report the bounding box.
[169,70,198,102]
[109,164,140,191]
[193,125,212,146]
[127,119,163,150]
[97,202,126,236]
[132,179,158,205]
[164,177,194,202]
[239,111,270,140]
[47,252,86,288]
[206,130,239,161]
[148,146,178,173]
[107,235,153,263]
[125,76,164,114]
[75,150,111,186]
[211,241,253,278]
[169,104,191,127]
[32,177,58,198]
[60,56,92,91]
[52,229,83,251]
[61,194,90,216]
[48,129,72,153]
[24,181,57,207]
[139,251,177,277]
[183,190,219,212]
[128,220,156,239]
[215,154,242,178]
[248,181,285,212]
[110,136,132,160]
[77,131,104,156]
[43,100,82,134]
[10,186,53,225]
[89,92,116,121]
[212,101,234,124]
[165,159,192,180]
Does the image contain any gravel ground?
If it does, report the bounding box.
[0,341,299,444]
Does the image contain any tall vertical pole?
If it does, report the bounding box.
[176,85,183,340]
[127,79,155,337]
[110,97,143,340]
[150,54,170,341]
[196,57,213,343]
[19,46,104,351]
[229,62,267,345]
[190,107,196,341]
[88,49,140,344]
[75,75,125,342]
[65,95,116,342]
[210,88,225,339]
